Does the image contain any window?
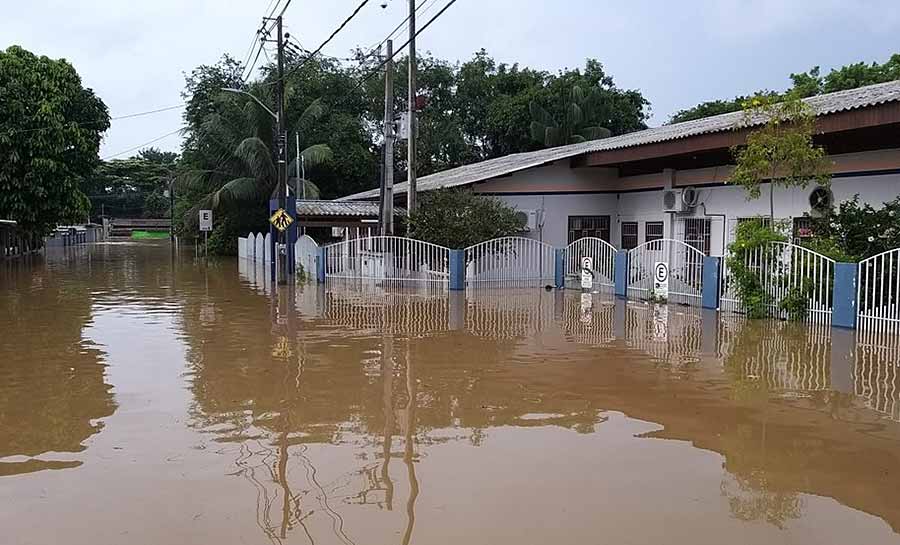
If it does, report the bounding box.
[680,218,712,255]
[645,221,664,243]
[621,221,638,250]
[793,216,813,245]
[568,216,610,244]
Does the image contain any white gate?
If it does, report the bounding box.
[566,237,616,292]
[254,233,265,264]
[858,248,900,334]
[720,241,834,323]
[294,235,319,281]
[628,239,704,305]
[465,236,555,288]
[323,236,449,286]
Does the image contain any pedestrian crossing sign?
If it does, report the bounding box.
[269,208,294,232]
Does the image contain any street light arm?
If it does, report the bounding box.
[220,88,279,122]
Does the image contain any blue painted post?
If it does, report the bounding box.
[316,246,326,284]
[554,248,565,289]
[701,256,722,310]
[449,249,466,291]
[614,250,629,298]
[832,263,858,329]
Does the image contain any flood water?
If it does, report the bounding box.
[3,241,900,544]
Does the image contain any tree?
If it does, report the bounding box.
[0,46,109,237]
[729,93,830,223]
[671,53,900,124]
[407,189,524,248]
[82,147,178,220]
[529,59,648,148]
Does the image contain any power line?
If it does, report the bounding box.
[3,104,186,136]
[350,0,458,93]
[101,128,184,161]
[280,0,371,82]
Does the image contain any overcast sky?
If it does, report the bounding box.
[4,0,899,159]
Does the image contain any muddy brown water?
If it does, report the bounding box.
[2,241,900,544]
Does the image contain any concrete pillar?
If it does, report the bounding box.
[614,250,629,298]
[316,246,326,284]
[832,263,858,329]
[554,248,565,289]
[448,290,465,330]
[701,256,721,310]
[830,327,855,394]
[449,249,466,291]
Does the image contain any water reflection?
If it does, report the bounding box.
[0,257,116,476]
[5,243,900,544]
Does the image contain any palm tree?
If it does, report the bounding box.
[179,85,332,223]
[529,84,612,148]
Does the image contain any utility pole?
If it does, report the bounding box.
[275,15,288,284]
[382,39,395,236]
[406,0,417,223]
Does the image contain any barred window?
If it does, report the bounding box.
[645,221,664,243]
[621,221,639,250]
[568,216,610,244]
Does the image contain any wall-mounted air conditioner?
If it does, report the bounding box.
[515,209,543,232]
[663,187,700,214]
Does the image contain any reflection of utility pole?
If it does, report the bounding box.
[381,335,395,510]
[401,348,419,545]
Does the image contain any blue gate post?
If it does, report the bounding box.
[554,248,565,289]
[316,246,326,284]
[614,250,629,298]
[701,256,722,310]
[284,196,298,276]
[449,249,466,291]
[832,263,858,329]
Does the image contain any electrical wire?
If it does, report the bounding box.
[3,104,186,136]
[279,0,371,82]
[101,128,184,161]
[349,0,458,93]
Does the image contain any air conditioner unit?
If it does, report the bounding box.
[663,187,700,214]
[515,209,543,232]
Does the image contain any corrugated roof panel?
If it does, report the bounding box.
[340,80,900,201]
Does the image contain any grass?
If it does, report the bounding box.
[131,230,170,240]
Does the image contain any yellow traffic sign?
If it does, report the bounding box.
[269,208,294,232]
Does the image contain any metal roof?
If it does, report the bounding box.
[340,79,900,201]
[295,199,405,217]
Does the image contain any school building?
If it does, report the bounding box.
[340,80,900,257]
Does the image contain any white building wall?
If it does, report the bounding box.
[478,165,900,255]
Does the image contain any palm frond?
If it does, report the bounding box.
[211,177,262,208]
[289,177,322,200]
[297,98,327,129]
[234,137,276,182]
[529,101,556,128]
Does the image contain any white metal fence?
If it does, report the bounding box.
[858,249,900,334]
[720,241,834,323]
[239,232,270,264]
[628,239,705,306]
[295,234,319,281]
[565,237,616,292]
[323,236,450,286]
[465,236,555,288]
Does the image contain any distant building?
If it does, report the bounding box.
[341,80,900,256]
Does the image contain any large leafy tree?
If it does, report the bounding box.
[670,53,900,124]
[0,46,109,237]
[529,59,648,147]
[730,93,830,222]
[82,147,177,219]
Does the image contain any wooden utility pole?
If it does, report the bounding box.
[406,0,417,222]
[382,39,395,236]
[275,15,288,284]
